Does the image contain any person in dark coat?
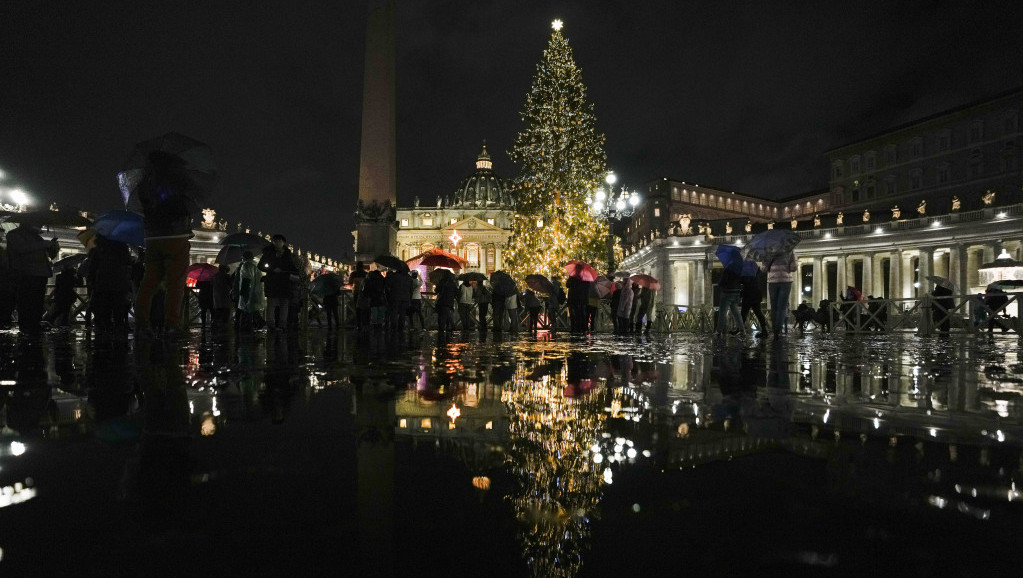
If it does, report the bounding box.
[635,286,656,334]
[88,235,133,332]
[384,269,413,332]
[474,280,492,332]
[740,269,768,337]
[608,274,621,334]
[361,270,387,329]
[715,268,744,337]
[0,232,17,329]
[931,284,955,333]
[196,279,214,329]
[349,262,368,330]
[6,223,59,336]
[434,274,458,332]
[548,278,565,333]
[258,234,298,331]
[51,266,79,327]
[566,266,590,332]
[629,283,643,333]
[523,289,543,332]
[211,265,233,325]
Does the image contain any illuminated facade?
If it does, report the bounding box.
[394,144,517,272]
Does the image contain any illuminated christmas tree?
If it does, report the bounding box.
[505,19,609,285]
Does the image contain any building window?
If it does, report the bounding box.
[672,187,680,200]
[970,120,984,144]
[970,149,983,177]
[865,177,876,198]
[910,169,922,190]
[885,175,897,195]
[911,138,923,158]
[653,208,660,217]
[400,218,409,227]
[865,152,876,171]
[850,155,861,174]
[466,243,480,266]
[832,161,843,179]
[450,217,457,224]
[883,144,897,165]
[938,163,951,184]
[487,218,495,225]
[937,130,951,152]
[1001,142,1016,171]
[422,218,433,227]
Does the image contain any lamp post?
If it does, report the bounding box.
[585,171,640,273]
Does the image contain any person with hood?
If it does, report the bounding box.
[134,150,198,337]
[88,235,133,333]
[235,250,264,331]
[258,234,298,331]
[408,270,425,330]
[635,285,656,335]
[764,249,798,337]
[6,222,59,335]
[523,289,543,333]
[616,280,634,335]
[548,277,565,333]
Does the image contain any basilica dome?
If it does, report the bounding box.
[448,143,517,209]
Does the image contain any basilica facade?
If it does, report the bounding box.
[394,144,517,272]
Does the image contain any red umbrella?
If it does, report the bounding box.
[630,274,661,290]
[590,275,614,298]
[186,263,218,285]
[564,260,598,282]
[407,248,467,271]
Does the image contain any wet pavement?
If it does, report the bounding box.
[1,327,1022,576]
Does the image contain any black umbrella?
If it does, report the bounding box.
[374,254,409,273]
[310,272,343,296]
[458,272,487,284]
[215,245,245,266]
[220,232,270,249]
[52,253,88,272]
[525,274,555,296]
[119,132,218,208]
[428,267,453,286]
[1,210,91,228]
[490,270,517,298]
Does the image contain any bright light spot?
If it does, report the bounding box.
[804,286,812,292]
[875,227,884,234]
[996,430,1005,442]
[9,442,26,456]
[873,417,881,429]
[631,503,641,513]
[822,409,830,424]
[446,403,461,422]
[997,212,1007,218]
[9,188,29,206]
[590,443,601,453]
[592,453,604,464]
[929,428,937,437]
[627,448,638,459]
[928,495,948,509]
[824,233,832,239]
[613,444,623,453]
[551,19,563,31]
[913,282,920,288]
[200,416,216,436]
[605,171,617,185]
[603,467,613,484]
[931,221,941,228]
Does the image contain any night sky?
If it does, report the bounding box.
[3,0,1023,259]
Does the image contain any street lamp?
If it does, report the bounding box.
[585,170,640,272]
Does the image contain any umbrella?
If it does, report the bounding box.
[52,253,87,272]
[186,263,218,284]
[740,260,760,278]
[459,272,487,284]
[988,279,1023,290]
[926,275,957,291]
[744,229,800,262]
[428,267,453,286]
[310,272,343,296]
[88,210,144,246]
[420,253,464,270]
[120,132,219,208]
[590,276,614,298]
[630,274,662,290]
[1,210,91,228]
[220,232,270,249]
[374,254,409,273]
[564,260,598,282]
[215,245,246,266]
[614,271,632,279]
[715,245,743,274]
[845,286,864,301]
[525,274,555,296]
[490,270,517,298]
[77,229,98,250]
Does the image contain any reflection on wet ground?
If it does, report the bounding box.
[1,328,1022,576]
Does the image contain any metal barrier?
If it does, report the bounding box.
[825,293,1021,335]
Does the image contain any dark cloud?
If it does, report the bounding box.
[2,0,1022,259]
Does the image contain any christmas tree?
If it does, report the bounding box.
[505,20,610,285]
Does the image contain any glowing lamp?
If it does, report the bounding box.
[605,171,617,186]
[472,476,491,491]
[595,188,606,202]
[615,199,626,211]
[978,249,1023,285]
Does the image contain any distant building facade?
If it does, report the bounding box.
[394,144,517,272]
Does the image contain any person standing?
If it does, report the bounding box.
[88,235,133,333]
[764,250,798,337]
[475,280,491,332]
[634,285,655,334]
[0,231,17,329]
[235,251,264,332]
[134,151,198,337]
[715,266,744,337]
[258,234,297,332]
[547,278,565,333]
[211,264,233,326]
[523,289,542,333]
[608,275,621,334]
[629,283,642,333]
[458,280,476,330]
[361,270,387,330]
[349,262,369,330]
[408,270,424,330]
[196,279,213,329]
[504,290,519,334]
[435,273,457,332]
[566,265,590,332]
[616,280,634,335]
[384,269,412,332]
[6,223,59,336]
[51,266,80,328]
[641,287,656,335]
[740,268,768,337]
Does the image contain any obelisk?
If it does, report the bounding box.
[352,0,398,263]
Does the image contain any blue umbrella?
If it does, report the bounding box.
[741,260,760,278]
[715,245,743,274]
[90,210,144,246]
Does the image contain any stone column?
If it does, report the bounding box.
[837,255,847,296]
[658,252,673,307]
[919,248,934,290]
[890,250,902,301]
[862,253,873,296]
[950,244,966,297]
[812,256,823,306]
[693,258,706,306]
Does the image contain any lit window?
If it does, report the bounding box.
[485,421,493,430]
[399,419,407,428]
[448,422,456,430]
[421,418,432,429]
[422,218,433,227]
[487,218,495,225]
[450,217,457,224]
[654,208,660,217]
[400,218,409,227]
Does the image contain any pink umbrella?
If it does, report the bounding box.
[630,274,662,290]
[564,260,598,282]
[186,263,218,285]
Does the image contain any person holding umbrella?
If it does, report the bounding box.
[258,234,298,332]
[474,279,492,332]
[616,279,634,335]
[6,221,59,335]
[566,263,591,333]
[740,260,768,337]
[384,267,413,332]
[235,250,265,332]
[408,270,425,330]
[764,249,798,337]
